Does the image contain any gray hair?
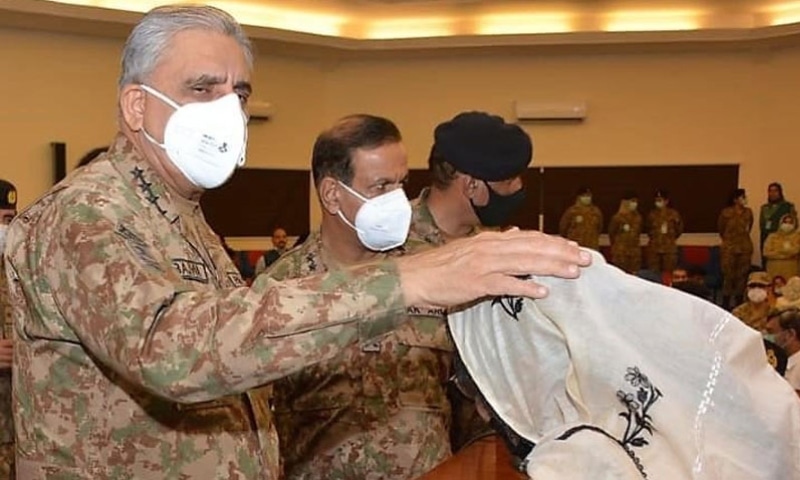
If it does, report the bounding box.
[119,4,254,88]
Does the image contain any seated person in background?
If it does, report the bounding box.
[765,308,800,396]
[763,214,800,280]
[670,266,690,286]
[254,226,289,275]
[732,271,773,331]
[764,308,790,376]
[671,264,712,300]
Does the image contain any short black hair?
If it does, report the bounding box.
[727,188,746,206]
[778,309,800,342]
[311,114,401,188]
[428,147,459,189]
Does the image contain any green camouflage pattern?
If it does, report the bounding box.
[266,230,452,480]
[732,301,772,332]
[763,229,800,280]
[645,206,684,273]
[406,189,492,453]
[3,134,407,480]
[558,201,604,251]
[608,208,643,274]
[0,262,13,479]
[719,206,754,296]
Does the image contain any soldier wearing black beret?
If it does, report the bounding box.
[405,111,533,451]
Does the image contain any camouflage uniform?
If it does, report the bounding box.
[645,206,684,273]
[763,229,800,280]
[406,188,490,453]
[608,207,643,274]
[0,262,13,480]
[558,201,603,250]
[268,230,452,480]
[4,135,410,480]
[759,200,797,256]
[732,301,772,332]
[719,206,754,297]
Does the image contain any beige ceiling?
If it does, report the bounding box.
[3,0,800,55]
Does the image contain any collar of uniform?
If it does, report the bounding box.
[411,187,478,245]
[108,133,200,226]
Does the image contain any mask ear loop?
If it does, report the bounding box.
[139,85,181,149]
[139,84,181,110]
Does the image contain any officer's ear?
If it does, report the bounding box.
[119,84,146,131]
[318,176,341,215]
[460,174,480,200]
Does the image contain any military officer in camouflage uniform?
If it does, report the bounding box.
[763,214,800,280]
[719,188,755,309]
[0,180,16,480]
[732,271,773,331]
[559,187,604,250]
[645,190,684,274]
[408,112,532,453]
[3,6,591,479]
[608,192,643,274]
[269,115,452,480]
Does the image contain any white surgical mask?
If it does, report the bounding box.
[780,223,795,233]
[140,84,247,189]
[655,200,666,209]
[747,287,768,304]
[579,195,592,206]
[628,201,638,211]
[0,224,7,254]
[337,182,412,252]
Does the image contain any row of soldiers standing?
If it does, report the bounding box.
[559,183,799,311]
[558,187,683,274]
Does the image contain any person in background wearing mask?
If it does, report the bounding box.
[559,186,604,250]
[266,114,452,480]
[732,271,773,331]
[719,188,754,309]
[765,308,800,396]
[762,214,800,281]
[608,191,643,274]
[407,111,533,453]
[254,226,289,275]
[645,189,684,274]
[759,182,797,267]
[0,180,14,480]
[3,6,591,479]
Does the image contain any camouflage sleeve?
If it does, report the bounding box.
[558,209,571,237]
[608,214,620,238]
[674,210,684,238]
[27,203,407,404]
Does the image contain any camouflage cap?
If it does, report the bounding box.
[0,179,16,209]
[747,271,772,287]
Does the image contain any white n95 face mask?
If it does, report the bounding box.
[140,84,247,189]
[337,182,412,252]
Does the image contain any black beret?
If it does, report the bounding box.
[433,111,532,182]
[0,180,16,210]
